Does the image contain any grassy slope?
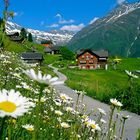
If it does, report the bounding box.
[3,36,56,76]
[4,37,44,53]
[60,58,140,105]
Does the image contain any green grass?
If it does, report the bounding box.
[59,58,140,114]
[117,58,140,70]
[4,36,45,53]
[43,54,61,65]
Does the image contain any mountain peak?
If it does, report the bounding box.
[6,21,74,45]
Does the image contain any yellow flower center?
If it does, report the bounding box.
[90,124,96,129]
[27,127,34,131]
[61,96,66,100]
[0,101,16,113]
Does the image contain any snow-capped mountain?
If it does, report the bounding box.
[104,2,140,23]
[6,21,74,45]
[68,1,140,57]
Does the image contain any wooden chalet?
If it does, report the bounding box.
[44,46,61,54]
[7,32,24,43]
[21,52,44,65]
[41,40,53,47]
[77,49,108,69]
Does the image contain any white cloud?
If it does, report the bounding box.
[59,19,75,24]
[47,24,59,28]
[117,0,126,5]
[60,23,85,32]
[89,17,99,24]
[56,13,61,18]
[55,13,75,24]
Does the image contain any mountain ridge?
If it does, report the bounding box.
[6,21,74,45]
[68,1,140,57]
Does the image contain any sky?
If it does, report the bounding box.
[0,0,139,32]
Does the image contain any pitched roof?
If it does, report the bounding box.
[77,49,108,58]
[21,52,43,60]
[51,46,61,51]
[44,47,52,53]
[93,50,108,57]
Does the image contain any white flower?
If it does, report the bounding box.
[110,99,123,107]
[0,89,35,118]
[122,115,130,120]
[55,110,63,116]
[98,108,106,115]
[54,99,62,106]
[60,94,72,102]
[65,107,74,112]
[74,90,86,95]
[101,119,107,124]
[60,122,70,128]
[125,70,138,79]
[24,69,64,85]
[86,119,101,131]
[22,124,34,131]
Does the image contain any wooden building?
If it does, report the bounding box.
[21,52,44,65]
[41,40,53,47]
[77,49,108,69]
[44,46,61,54]
[7,32,24,43]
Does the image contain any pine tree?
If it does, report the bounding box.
[20,28,27,39]
[28,33,33,42]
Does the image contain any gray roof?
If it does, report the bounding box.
[51,46,61,51]
[77,49,108,58]
[21,52,43,60]
[93,50,108,57]
[44,47,52,53]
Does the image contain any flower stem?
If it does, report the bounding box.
[107,105,115,140]
[0,117,6,140]
[120,118,126,140]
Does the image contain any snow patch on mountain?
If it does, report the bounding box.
[105,2,140,23]
[6,21,74,45]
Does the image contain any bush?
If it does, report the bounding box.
[60,46,75,60]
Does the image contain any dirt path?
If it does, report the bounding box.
[49,64,140,140]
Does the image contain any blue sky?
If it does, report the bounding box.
[1,0,139,32]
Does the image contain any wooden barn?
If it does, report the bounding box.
[21,52,44,65]
[77,49,108,69]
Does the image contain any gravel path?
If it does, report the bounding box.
[49,65,140,140]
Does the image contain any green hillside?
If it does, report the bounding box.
[68,4,140,57]
[2,35,44,53]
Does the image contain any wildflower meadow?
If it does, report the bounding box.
[0,51,139,140]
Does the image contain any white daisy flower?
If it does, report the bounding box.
[22,124,34,131]
[60,94,72,102]
[24,69,64,85]
[98,108,106,115]
[125,70,138,79]
[101,119,107,124]
[0,89,35,118]
[60,122,70,128]
[65,107,74,112]
[110,99,123,107]
[87,119,101,131]
[54,110,63,116]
